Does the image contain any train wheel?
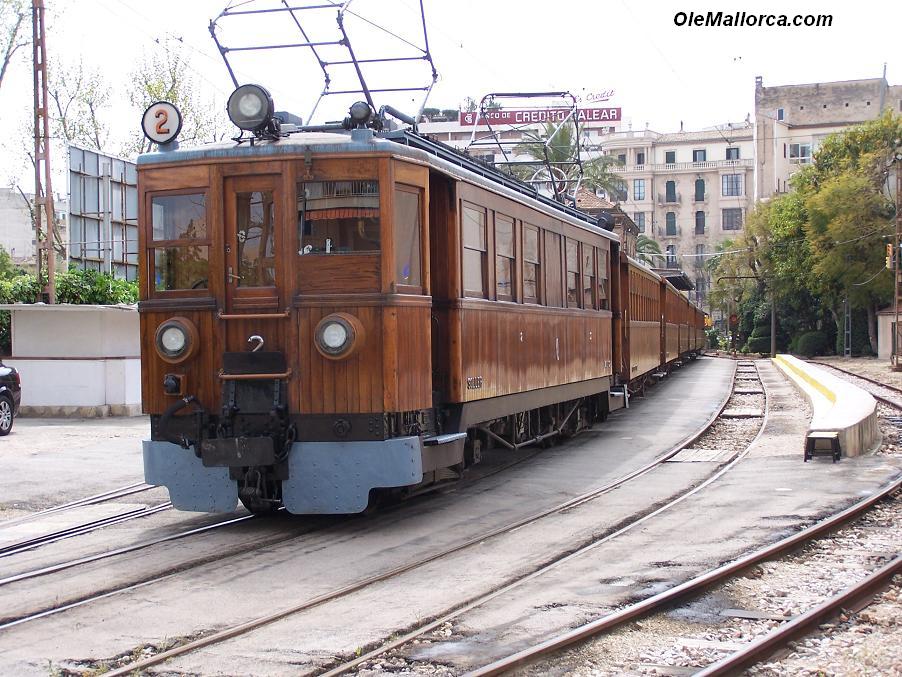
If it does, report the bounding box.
[465,436,483,466]
[239,493,279,515]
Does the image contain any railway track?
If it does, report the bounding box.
[809,360,902,408]
[0,482,155,530]
[448,361,902,676]
[94,360,761,676]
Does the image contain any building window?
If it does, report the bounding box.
[636,151,645,166]
[617,153,627,165]
[582,246,595,309]
[665,180,676,202]
[695,211,705,234]
[665,212,677,236]
[566,238,580,307]
[722,174,743,196]
[695,244,706,269]
[726,147,740,160]
[665,150,676,164]
[694,178,705,201]
[665,244,677,267]
[634,212,645,233]
[633,178,645,201]
[722,208,743,230]
[789,143,812,164]
[462,202,487,297]
[692,149,706,163]
[495,213,515,301]
[611,180,627,202]
[777,108,784,121]
[523,223,541,304]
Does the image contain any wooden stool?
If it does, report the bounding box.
[804,431,841,463]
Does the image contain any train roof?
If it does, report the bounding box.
[137,128,619,243]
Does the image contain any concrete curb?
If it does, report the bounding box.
[772,354,880,458]
[18,404,144,418]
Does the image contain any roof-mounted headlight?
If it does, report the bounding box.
[227,84,275,133]
[347,101,373,128]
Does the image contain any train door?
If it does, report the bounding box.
[223,175,282,314]
[220,175,290,370]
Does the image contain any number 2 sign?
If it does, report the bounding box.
[141,101,183,146]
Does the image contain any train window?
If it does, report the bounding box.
[565,239,579,308]
[153,246,210,291]
[544,231,563,307]
[462,203,487,298]
[523,224,540,304]
[394,185,422,288]
[495,214,515,301]
[297,180,380,254]
[583,246,595,309]
[597,248,609,310]
[150,193,209,291]
[151,193,207,241]
[236,191,276,287]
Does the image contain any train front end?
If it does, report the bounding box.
[138,92,435,515]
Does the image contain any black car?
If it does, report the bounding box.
[0,360,21,435]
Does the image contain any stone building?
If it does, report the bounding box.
[0,187,68,270]
[754,75,902,200]
[596,124,754,309]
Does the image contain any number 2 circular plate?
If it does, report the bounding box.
[142,101,183,145]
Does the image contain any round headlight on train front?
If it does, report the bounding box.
[227,84,275,132]
[154,317,198,364]
[314,313,365,360]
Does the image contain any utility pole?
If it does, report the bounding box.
[894,145,902,370]
[32,0,55,303]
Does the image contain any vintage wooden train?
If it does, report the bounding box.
[138,86,706,515]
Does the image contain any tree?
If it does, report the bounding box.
[0,0,27,96]
[49,58,111,150]
[513,121,621,199]
[635,234,663,266]
[124,38,227,158]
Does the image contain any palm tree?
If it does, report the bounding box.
[511,121,622,200]
[636,234,664,266]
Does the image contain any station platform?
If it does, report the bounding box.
[773,354,880,458]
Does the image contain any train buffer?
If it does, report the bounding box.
[804,431,841,463]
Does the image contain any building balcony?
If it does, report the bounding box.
[611,158,753,174]
[658,193,681,205]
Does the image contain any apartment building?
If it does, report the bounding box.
[754,75,902,199]
[597,124,754,307]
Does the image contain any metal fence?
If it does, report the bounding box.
[68,146,138,280]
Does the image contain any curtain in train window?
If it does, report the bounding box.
[462,203,487,298]
[523,224,541,304]
[495,214,515,301]
[394,185,421,288]
[582,246,595,309]
[596,248,610,310]
[566,238,579,308]
[297,180,380,254]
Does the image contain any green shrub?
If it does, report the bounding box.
[796,330,830,357]
[745,335,771,354]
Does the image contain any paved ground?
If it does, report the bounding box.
[2,357,898,676]
[0,416,149,520]
[0,357,734,676]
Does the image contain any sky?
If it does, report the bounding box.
[1,0,900,191]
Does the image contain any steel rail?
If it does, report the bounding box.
[696,554,902,676]
[0,425,573,630]
[0,482,154,529]
[467,474,902,677]
[0,503,171,558]
[101,359,740,677]
[808,360,902,407]
[321,362,762,676]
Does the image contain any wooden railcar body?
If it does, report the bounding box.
[139,129,632,514]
